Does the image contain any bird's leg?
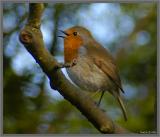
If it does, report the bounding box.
[90,90,105,106]
[89,90,105,112]
[90,90,101,98]
[97,90,105,106]
[83,91,98,106]
[55,59,77,69]
[90,90,102,106]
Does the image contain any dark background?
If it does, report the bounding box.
[3,2,157,133]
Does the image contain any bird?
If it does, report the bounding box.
[58,26,127,121]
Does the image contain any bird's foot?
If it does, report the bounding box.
[95,102,106,112]
[100,108,106,112]
[55,59,77,69]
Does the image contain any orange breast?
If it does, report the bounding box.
[64,37,83,63]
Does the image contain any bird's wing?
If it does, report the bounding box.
[93,57,124,94]
[85,42,125,94]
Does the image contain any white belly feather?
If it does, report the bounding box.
[66,56,111,92]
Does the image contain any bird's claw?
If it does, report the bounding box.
[94,102,105,112]
[55,59,77,69]
[72,59,77,66]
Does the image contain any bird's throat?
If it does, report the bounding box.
[64,37,83,63]
[64,48,78,63]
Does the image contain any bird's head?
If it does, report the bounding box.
[58,26,93,63]
[59,26,93,48]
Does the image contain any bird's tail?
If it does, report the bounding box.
[117,96,128,121]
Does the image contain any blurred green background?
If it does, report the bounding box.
[3,2,157,134]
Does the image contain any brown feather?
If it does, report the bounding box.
[85,41,124,94]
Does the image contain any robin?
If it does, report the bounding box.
[58,26,127,121]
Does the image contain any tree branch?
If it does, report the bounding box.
[19,3,129,134]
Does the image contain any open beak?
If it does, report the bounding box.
[58,36,66,38]
[58,30,69,38]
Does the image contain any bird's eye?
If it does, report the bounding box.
[73,32,77,36]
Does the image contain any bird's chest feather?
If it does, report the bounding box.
[66,55,110,91]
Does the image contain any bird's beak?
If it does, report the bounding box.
[58,36,66,38]
[58,30,70,38]
[60,30,70,36]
